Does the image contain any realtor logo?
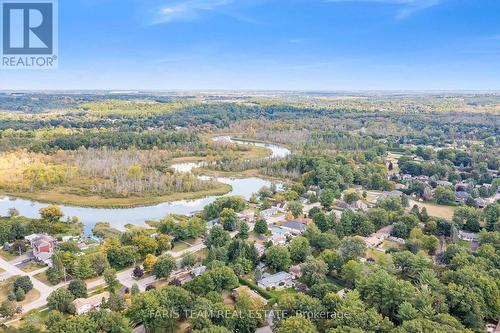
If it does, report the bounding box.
[1,0,58,68]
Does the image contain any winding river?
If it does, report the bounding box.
[0,137,290,235]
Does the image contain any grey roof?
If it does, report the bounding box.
[373,190,403,202]
[35,252,52,261]
[458,230,479,240]
[258,272,293,286]
[282,222,307,232]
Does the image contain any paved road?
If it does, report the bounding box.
[0,257,53,314]
[2,227,239,321]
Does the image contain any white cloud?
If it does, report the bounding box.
[153,0,234,24]
[326,0,443,19]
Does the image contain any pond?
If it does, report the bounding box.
[0,137,291,235]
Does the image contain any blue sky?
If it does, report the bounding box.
[1,0,499,90]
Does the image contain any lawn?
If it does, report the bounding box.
[408,200,456,220]
[188,248,208,261]
[0,250,18,261]
[34,271,53,286]
[0,276,41,306]
[171,242,191,252]
[366,248,387,262]
[381,240,402,250]
[185,238,202,245]
[265,287,298,301]
[21,262,46,273]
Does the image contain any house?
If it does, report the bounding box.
[458,231,479,242]
[237,210,255,223]
[436,180,453,187]
[25,234,55,263]
[362,225,393,248]
[416,175,430,182]
[260,207,279,218]
[258,272,294,290]
[455,191,469,203]
[294,282,309,293]
[190,265,206,277]
[168,268,193,285]
[455,182,470,191]
[274,202,288,211]
[270,233,287,245]
[350,200,368,211]
[289,265,302,278]
[206,218,220,229]
[370,191,403,205]
[475,198,488,208]
[402,174,413,181]
[232,286,268,307]
[282,221,307,234]
[72,292,110,315]
[458,231,479,251]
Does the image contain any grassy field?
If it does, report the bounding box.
[1,182,232,208]
[408,200,456,220]
[361,190,456,220]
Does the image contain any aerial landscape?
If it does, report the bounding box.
[0,1,499,333]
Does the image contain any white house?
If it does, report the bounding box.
[72,292,110,315]
[237,210,255,223]
[458,230,479,242]
[260,207,279,218]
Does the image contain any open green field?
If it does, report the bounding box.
[408,200,456,220]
